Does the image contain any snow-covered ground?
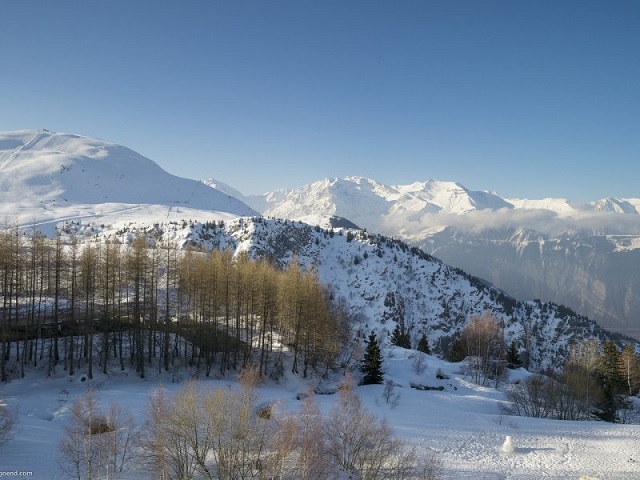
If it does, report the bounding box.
[1,347,639,479]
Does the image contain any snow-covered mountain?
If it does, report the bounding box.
[0,130,633,367]
[0,130,256,233]
[4,130,640,479]
[230,175,640,233]
[63,215,626,371]
[233,176,514,232]
[220,176,640,336]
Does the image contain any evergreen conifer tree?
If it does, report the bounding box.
[390,324,411,349]
[506,341,522,369]
[595,341,625,422]
[360,331,384,385]
[448,336,466,362]
[417,333,431,355]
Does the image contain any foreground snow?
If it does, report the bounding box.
[1,348,639,479]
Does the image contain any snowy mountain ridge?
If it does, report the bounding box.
[62,215,628,371]
[0,129,256,230]
[208,175,640,235]
[0,129,635,352]
[205,175,640,335]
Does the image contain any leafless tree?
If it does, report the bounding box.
[290,391,331,480]
[325,377,416,479]
[416,450,444,480]
[140,366,275,480]
[139,385,197,480]
[505,373,592,421]
[59,388,136,480]
[459,312,506,386]
[412,352,427,375]
[382,379,401,408]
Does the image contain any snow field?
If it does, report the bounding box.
[1,347,640,479]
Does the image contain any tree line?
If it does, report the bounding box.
[0,228,350,382]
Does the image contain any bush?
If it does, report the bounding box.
[59,389,136,480]
[139,372,439,479]
[505,373,592,421]
[412,353,427,375]
[325,380,416,478]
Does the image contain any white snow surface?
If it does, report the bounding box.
[0,130,256,231]
[2,347,640,479]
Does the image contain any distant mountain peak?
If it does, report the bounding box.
[593,197,638,214]
[0,130,256,226]
[230,175,515,234]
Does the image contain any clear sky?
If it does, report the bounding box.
[1,1,639,201]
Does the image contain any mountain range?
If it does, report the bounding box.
[0,129,636,369]
[206,176,640,337]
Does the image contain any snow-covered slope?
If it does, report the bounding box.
[0,130,256,230]
[64,216,628,371]
[210,175,640,335]
[4,347,640,479]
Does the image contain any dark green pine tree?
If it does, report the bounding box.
[416,333,431,355]
[448,336,466,362]
[595,341,626,422]
[506,340,522,369]
[360,331,384,385]
[390,324,411,349]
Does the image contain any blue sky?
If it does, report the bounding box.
[1,1,639,200]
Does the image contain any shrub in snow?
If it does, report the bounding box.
[417,450,444,480]
[412,352,427,375]
[506,373,592,421]
[382,379,401,407]
[59,388,136,480]
[325,379,416,478]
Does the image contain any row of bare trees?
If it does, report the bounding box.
[0,228,350,382]
[59,370,440,480]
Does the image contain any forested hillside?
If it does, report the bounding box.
[49,216,631,372]
[0,227,349,383]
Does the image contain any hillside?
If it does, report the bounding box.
[66,215,627,371]
[0,130,631,368]
[216,175,640,335]
[0,130,255,233]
